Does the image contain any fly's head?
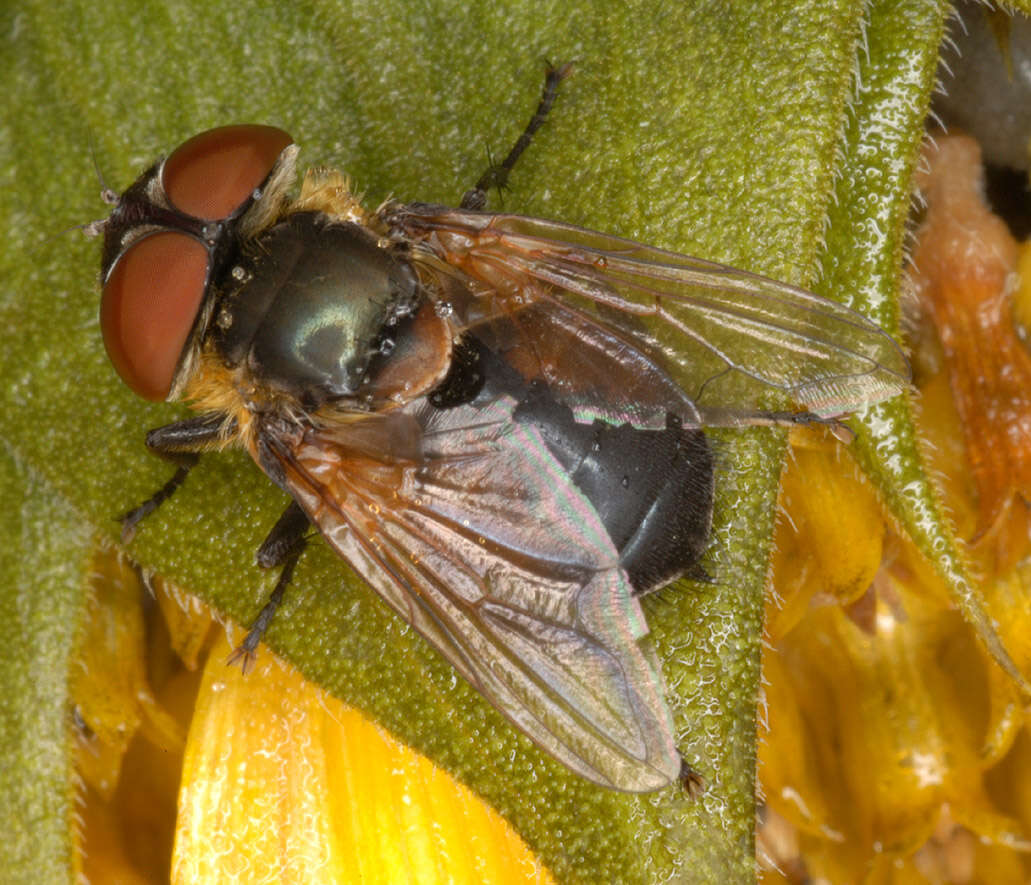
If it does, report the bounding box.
[88,125,298,403]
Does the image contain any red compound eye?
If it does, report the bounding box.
[162,124,293,219]
[100,125,294,400]
[101,232,209,400]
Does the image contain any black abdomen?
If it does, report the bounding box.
[435,338,715,594]
[512,382,714,594]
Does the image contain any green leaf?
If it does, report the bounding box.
[0,0,968,881]
[0,450,92,883]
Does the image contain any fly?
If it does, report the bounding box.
[88,64,909,793]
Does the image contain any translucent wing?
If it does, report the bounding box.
[388,205,910,420]
[260,394,683,792]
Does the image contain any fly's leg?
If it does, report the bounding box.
[125,414,310,671]
[460,61,574,210]
[693,406,854,441]
[119,414,231,542]
[227,501,311,672]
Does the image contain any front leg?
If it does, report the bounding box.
[120,414,231,541]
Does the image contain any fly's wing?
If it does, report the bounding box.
[262,397,683,792]
[389,205,910,421]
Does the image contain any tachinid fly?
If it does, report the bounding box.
[88,65,909,793]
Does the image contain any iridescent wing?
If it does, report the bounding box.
[261,393,683,792]
[388,205,910,422]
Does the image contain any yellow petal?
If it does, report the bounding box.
[152,571,217,671]
[768,429,885,639]
[175,632,553,884]
[74,547,185,798]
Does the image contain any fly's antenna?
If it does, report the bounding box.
[44,128,120,244]
[57,128,121,241]
[88,126,120,207]
[461,61,574,210]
